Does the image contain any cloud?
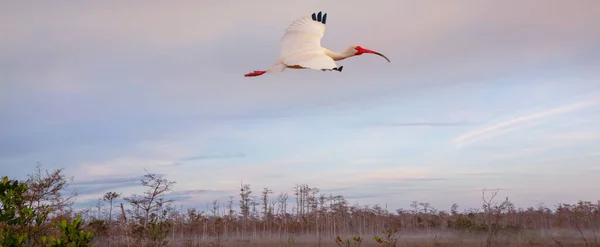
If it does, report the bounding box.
[319,187,353,192]
[350,159,397,165]
[484,147,553,160]
[453,98,600,148]
[164,189,227,202]
[457,171,503,177]
[548,132,600,142]
[345,194,389,200]
[259,174,286,180]
[367,122,478,127]
[180,152,246,161]
[456,171,533,178]
[71,176,145,195]
[326,166,442,186]
[73,176,146,186]
[73,157,176,180]
[169,190,215,196]
[360,179,447,189]
[0,2,249,51]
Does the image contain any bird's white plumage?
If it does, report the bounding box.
[266,59,286,74]
[280,16,325,57]
[279,16,338,70]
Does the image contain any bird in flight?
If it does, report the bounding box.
[244,11,390,77]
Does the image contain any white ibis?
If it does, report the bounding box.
[244,11,390,77]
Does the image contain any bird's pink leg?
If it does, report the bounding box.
[244,70,266,77]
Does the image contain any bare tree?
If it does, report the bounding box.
[226,196,235,239]
[20,163,77,245]
[277,192,289,238]
[262,187,273,238]
[103,191,121,247]
[481,188,513,247]
[123,171,176,247]
[239,182,252,239]
[24,163,77,214]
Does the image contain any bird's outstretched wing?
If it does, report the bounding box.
[279,11,337,70]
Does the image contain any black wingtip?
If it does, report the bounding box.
[311,12,327,24]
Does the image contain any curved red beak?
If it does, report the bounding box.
[356,46,391,62]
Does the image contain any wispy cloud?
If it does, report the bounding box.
[165,189,234,202]
[453,98,600,148]
[345,193,390,200]
[367,122,478,127]
[320,187,353,192]
[168,189,214,196]
[71,175,146,195]
[160,152,246,167]
[457,171,503,177]
[180,152,246,161]
[481,145,572,161]
[351,159,397,165]
[331,167,437,184]
[548,132,600,142]
[456,171,533,178]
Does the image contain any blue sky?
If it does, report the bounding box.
[1,1,600,211]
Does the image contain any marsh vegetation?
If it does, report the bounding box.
[1,165,599,246]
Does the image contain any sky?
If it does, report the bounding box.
[1,0,600,212]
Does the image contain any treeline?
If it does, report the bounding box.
[1,165,600,247]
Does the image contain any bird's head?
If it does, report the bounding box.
[351,45,391,62]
